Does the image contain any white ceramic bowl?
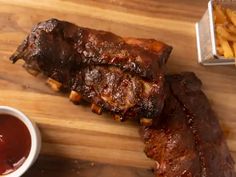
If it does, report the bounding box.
[0,106,41,177]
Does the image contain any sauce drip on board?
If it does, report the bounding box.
[0,114,31,175]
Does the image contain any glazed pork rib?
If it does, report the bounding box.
[9,19,236,177]
[143,72,236,177]
[10,19,172,123]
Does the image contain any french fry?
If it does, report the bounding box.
[214,4,228,24]
[216,25,236,42]
[225,23,236,34]
[218,36,234,58]
[214,4,236,58]
[226,8,236,26]
[232,42,236,57]
[217,46,224,56]
[216,35,221,46]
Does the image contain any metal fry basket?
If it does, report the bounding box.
[196,0,236,66]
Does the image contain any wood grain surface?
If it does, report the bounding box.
[0,0,236,176]
[23,155,153,177]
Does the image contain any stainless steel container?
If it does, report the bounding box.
[196,0,235,66]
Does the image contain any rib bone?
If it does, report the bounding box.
[91,103,102,115]
[69,90,82,103]
[46,78,62,91]
[113,114,122,122]
[140,118,153,126]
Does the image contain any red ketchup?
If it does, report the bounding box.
[0,114,31,175]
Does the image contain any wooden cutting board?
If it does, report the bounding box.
[0,0,236,170]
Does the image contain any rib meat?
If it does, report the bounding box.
[73,65,163,119]
[143,72,235,177]
[10,19,172,122]
[9,19,236,177]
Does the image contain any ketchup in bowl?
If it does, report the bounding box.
[0,114,31,175]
